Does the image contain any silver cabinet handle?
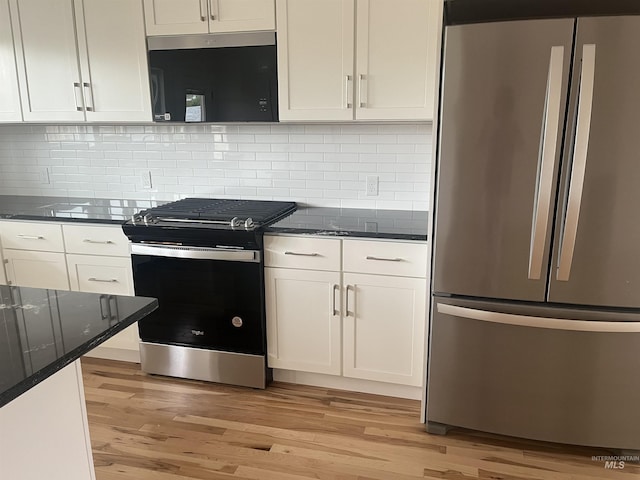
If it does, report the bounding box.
[17,234,44,240]
[99,294,109,320]
[199,0,206,20]
[88,277,118,283]
[332,284,339,316]
[358,74,365,108]
[528,46,565,280]
[345,285,354,317]
[109,295,119,321]
[209,0,216,20]
[284,251,320,257]
[83,82,94,112]
[365,255,402,262]
[83,239,114,245]
[557,44,596,282]
[73,82,84,111]
[437,303,640,333]
[344,75,352,109]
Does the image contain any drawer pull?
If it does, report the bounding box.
[83,239,114,245]
[88,277,118,283]
[284,251,320,257]
[365,255,403,262]
[17,234,44,240]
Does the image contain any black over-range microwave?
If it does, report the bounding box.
[148,32,278,123]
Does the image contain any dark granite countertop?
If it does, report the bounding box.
[265,207,428,241]
[0,286,157,408]
[0,195,159,224]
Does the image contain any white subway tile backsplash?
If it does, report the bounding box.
[0,122,432,210]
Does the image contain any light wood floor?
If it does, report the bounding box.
[81,358,638,480]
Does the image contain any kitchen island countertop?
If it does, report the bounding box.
[0,285,157,408]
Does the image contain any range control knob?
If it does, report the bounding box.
[230,216,242,228]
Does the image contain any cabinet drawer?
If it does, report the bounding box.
[0,221,64,252]
[343,240,428,278]
[63,224,130,257]
[67,255,133,296]
[264,235,341,271]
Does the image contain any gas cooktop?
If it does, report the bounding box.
[131,198,297,230]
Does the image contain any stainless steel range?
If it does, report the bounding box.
[122,198,296,388]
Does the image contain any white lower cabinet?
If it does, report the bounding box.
[342,272,426,386]
[0,220,139,358]
[266,267,341,375]
[3,249,70,290]
[265,234,428,390]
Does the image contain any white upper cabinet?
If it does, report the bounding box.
[76,0,152,122]
[143,0,209,35]
[277,0,442,122]
[355,0,441,120]
[10,0,85,122]
[9,0,151,122]
[144,0,275,36]
[276,0,355,122]
[211,0,276,33]
[0,0,22,122]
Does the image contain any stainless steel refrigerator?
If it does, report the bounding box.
[427,2,640,449]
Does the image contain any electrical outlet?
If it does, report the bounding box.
[366,175,379,196]
[141,170,152,189]
[39,167,50,185]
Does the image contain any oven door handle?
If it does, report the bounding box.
[130,243,260,262]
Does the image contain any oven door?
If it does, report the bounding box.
[130,244,264,355]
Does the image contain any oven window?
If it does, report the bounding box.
[132,255,264,355]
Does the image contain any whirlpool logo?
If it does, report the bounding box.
[191,330,205,336]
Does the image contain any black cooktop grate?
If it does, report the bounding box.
[139,198,297,224]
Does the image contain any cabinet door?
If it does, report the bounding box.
[10,0,85,121]
[343,272,426,386]
[66,254,137,351]
[355,0,441,120]
[0,0,22,122]
[4,249,70,290]
[266,267,341,375]
[76,0,152,122]
[209,0,275,33]
[143,0,209,35]
[276,0,355,121]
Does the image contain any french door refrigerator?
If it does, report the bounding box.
[427,2,640,449]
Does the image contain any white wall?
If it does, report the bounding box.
[0,123,431,210]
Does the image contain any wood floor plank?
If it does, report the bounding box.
[81,358,636,480]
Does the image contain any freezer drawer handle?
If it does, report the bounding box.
[557,44,596,282]
[437,303,640,333]
[528,46,565,280]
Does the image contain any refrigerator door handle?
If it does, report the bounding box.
[528,46,565,280]
[437,303,640,333]
[557,44,596,282]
